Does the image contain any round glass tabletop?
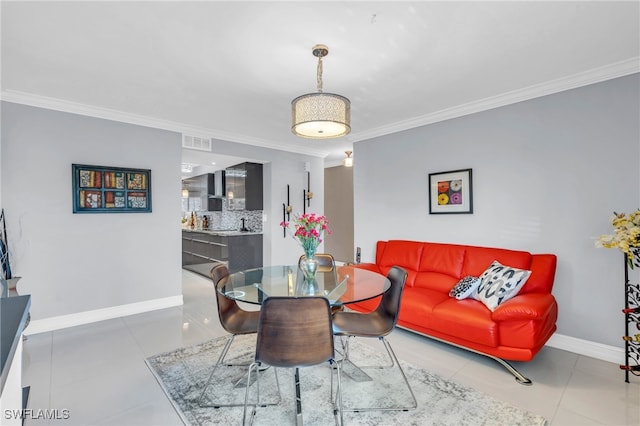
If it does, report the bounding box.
[220,264,390,307]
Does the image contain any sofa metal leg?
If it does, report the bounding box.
[398,327,533,386]
[493,357,532,385]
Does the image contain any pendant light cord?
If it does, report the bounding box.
[317,56,323,93]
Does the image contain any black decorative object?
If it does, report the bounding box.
[306,171,312,207]
[621,253,640,382]
[282,203,287,238]
[0,209,12,280]
[72,164,152,213]
[286,184,292,221]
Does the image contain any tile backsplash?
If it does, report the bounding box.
[185,198,263,232]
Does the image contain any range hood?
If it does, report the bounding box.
[210,170,226,198]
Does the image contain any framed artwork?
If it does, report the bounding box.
[72,164,152,213]
[428,168,473,214]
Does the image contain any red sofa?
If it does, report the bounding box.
[348,240,558,384]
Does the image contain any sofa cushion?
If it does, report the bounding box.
[449,276,481,300]
[379,240,425,287]
[414,271,459,292]
[472,261,531,311]
[429,298,499,347]
[400,287,449,316]
[461,246,532,277]
[418,243,466,277]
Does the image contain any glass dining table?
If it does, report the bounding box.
[219,263,390,424]
[220,264,391,307]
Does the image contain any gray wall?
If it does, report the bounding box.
[324,165,354,263]
[354,73,640,348]
[1,102,183,320]
[0,103,327,324]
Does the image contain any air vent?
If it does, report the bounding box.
[182,135,212,152]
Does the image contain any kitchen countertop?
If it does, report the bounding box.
[1,294,30,395]
[182,228,263,236]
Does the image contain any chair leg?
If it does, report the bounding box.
[197,334,235,407]
[331,359,344,426]
[256,365,281,408]
[294,368,303,425]
[242,363,282,425]
[379,337,417,410]
[340,336,417,412]
[199,335,281,408]
[243,362,258,426]
[340,336,394,369]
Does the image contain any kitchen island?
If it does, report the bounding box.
[181,229,263,276]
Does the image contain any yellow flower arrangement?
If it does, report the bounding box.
[596,209,640,269]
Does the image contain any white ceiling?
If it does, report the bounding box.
[2,1,639,168]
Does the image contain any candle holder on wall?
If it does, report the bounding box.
[286,184,292,221]
[283,184,293,238]
[306,171,312,207]
[282,203,286,237]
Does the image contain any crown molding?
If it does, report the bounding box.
[3,57,638,156]
[324,158,345,168]
[0,90,331,158]
[350,57,640,143]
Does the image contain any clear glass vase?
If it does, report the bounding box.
[300,249,319,282]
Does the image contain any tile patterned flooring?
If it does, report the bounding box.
[21,270,640,425]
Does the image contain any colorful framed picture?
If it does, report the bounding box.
[428,168,473,214]
[72,164,152,213]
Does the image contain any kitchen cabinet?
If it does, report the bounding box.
[182,230,263,274]
[182,174,222,212]
[225,162,263,211]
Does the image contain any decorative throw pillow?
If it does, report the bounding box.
[472,261,531,311]
[449,276,481,300]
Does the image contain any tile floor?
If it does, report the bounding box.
[21,270,640,425]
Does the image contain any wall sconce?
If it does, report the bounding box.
[182,189,189,198]
[343,150,353,167]
[227,191,234,199]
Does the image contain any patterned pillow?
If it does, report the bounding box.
[449,276,481,300]
[472,261,531,311]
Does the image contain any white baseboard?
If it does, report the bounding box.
[24,295,184,336]
[546,333,624,364]
[23,297,625,365]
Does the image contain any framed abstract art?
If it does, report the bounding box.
[428,168,473,214]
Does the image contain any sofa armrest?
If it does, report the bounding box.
[492,293,557,321]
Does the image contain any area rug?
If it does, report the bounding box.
[145,334,547,425]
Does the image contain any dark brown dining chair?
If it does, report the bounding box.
[332,265,417,412]
[198,263,275,408]
[242,296,343,426]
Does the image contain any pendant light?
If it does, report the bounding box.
[343,150,353,167]
[291,44,351,139]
